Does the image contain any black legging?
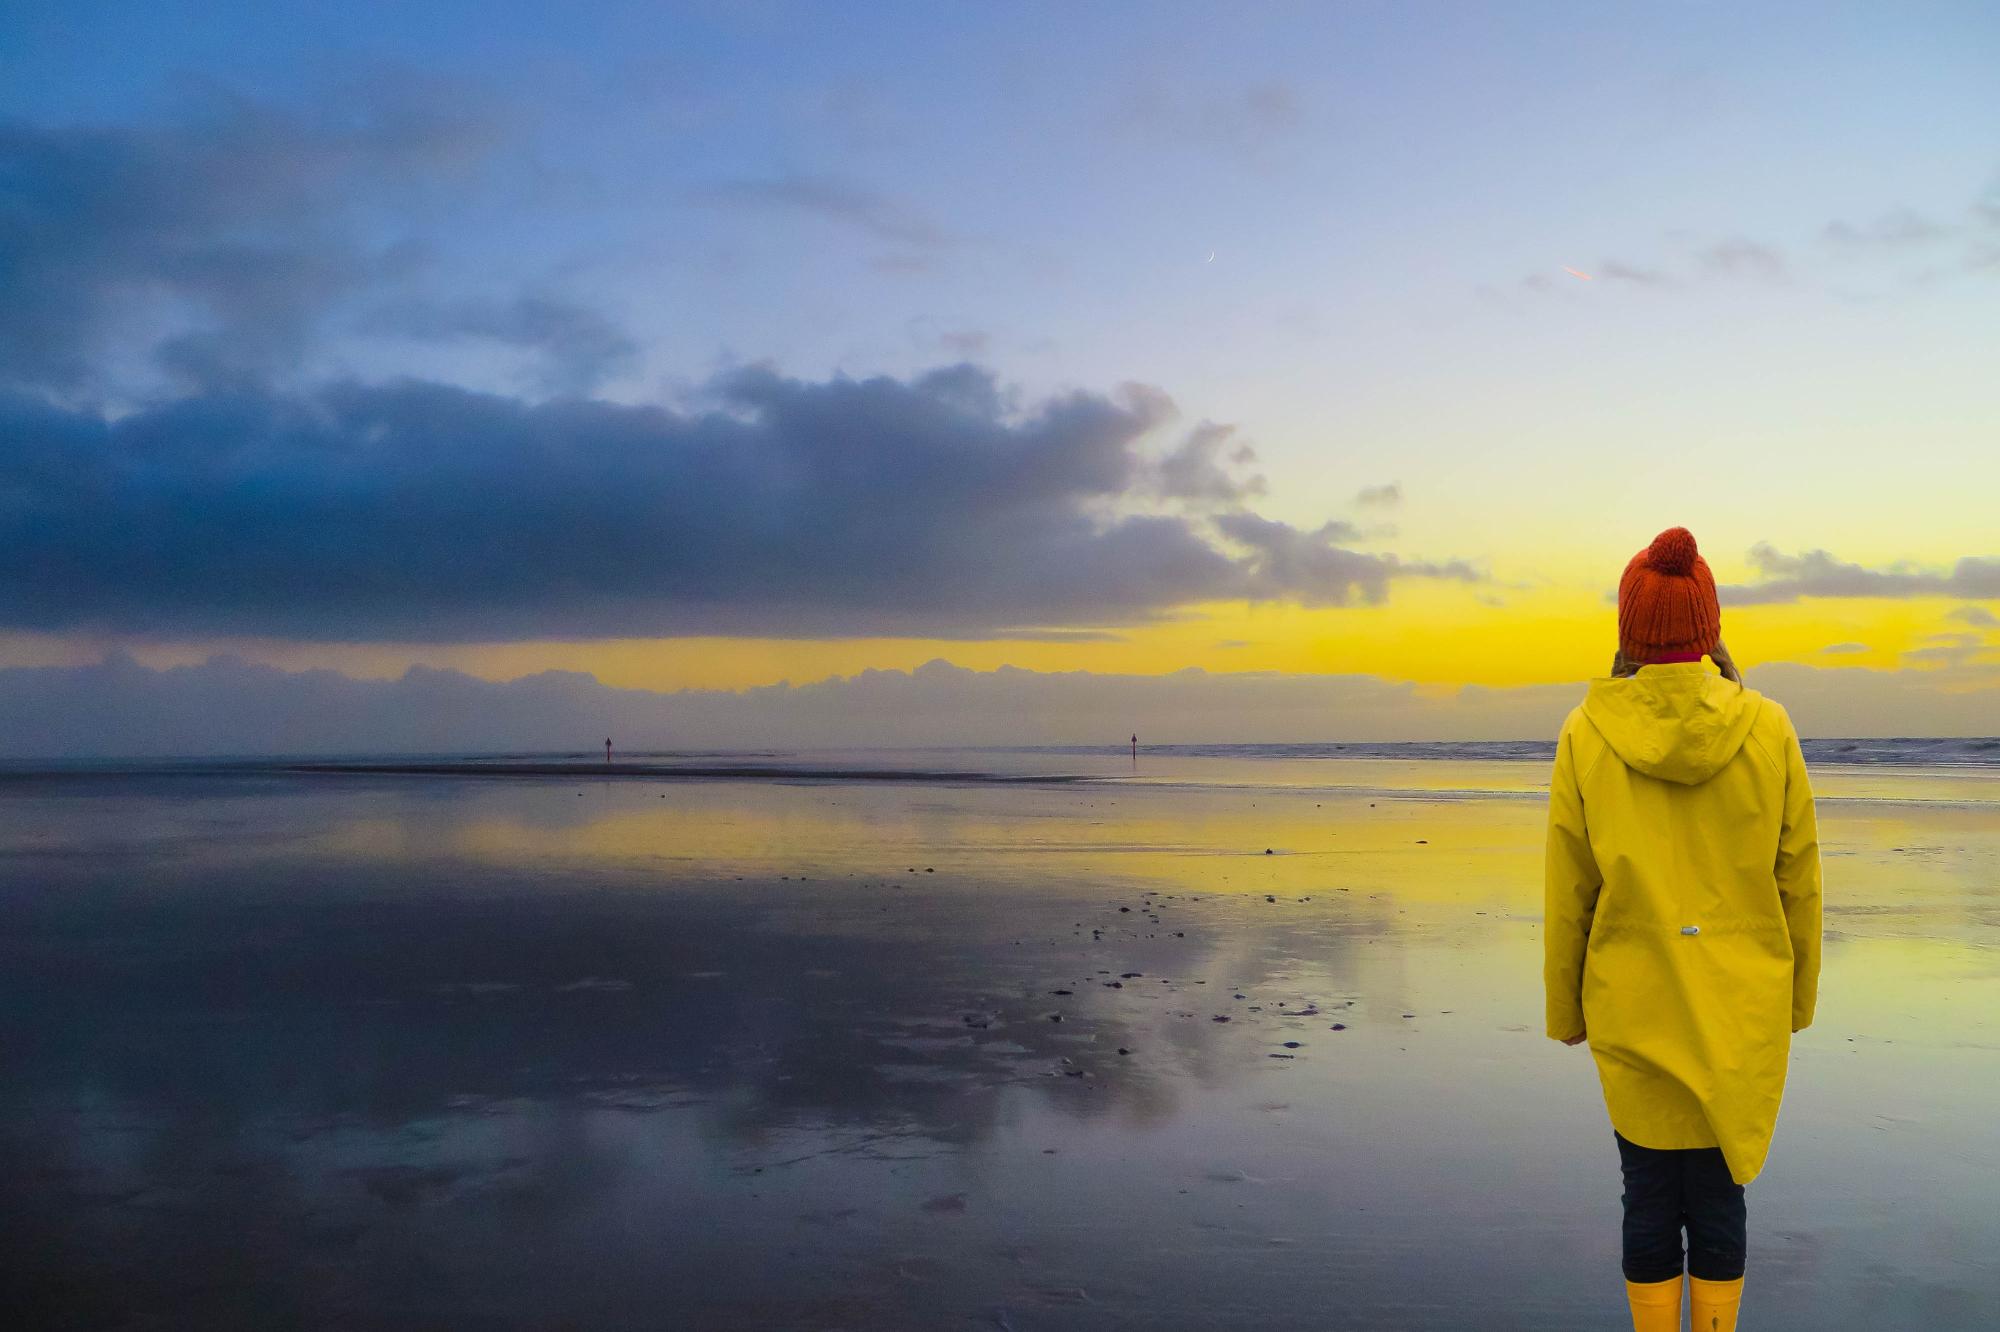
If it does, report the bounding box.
[1614,1131,1747,1282]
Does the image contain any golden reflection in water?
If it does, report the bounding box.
[314,781,1547,906]
[302,761,1998,927]
[5,762,1996,1330]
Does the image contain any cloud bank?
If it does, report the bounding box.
[4,653,1995,758]
[1721,544,2000,605]
[1,90,1478,645]
[1,364,1478,641]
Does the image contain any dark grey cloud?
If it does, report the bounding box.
[1354,483,1402,508]
[0,85,495,393]
[360,295,639,394]
[1211,512,1477,606]
[1946,606,1999,627]
[1820,642,1869,654]
[8,649,1995,757]
[1720,544,2000,605]
[0,364,1475,641]
[1151,422,1264,504]
[0,652,1578,755]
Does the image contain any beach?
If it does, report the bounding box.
[2,750,1995,1329]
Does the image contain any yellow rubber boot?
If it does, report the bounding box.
[1624,1275,1683,1332]
[1689,1275,1744,1332]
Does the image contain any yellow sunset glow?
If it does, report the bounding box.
[25,590,1987,699]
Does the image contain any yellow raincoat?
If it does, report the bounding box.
[1544,661,1822,1184]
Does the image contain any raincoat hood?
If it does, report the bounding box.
[1580,662,1764,786]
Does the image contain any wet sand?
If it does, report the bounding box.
[2,758,1995,1328]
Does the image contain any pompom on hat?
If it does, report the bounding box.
[1618,526,1721,664]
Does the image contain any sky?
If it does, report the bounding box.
[2,1,1997,747]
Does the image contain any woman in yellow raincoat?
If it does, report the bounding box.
[1545,527,1822,1332]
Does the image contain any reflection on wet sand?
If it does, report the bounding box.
[1,763,1995,1328]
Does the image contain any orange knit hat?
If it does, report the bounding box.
[1618,526,1720,663]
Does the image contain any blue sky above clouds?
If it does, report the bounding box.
[2,1,1997,745]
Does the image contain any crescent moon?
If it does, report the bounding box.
[1205,249,1216,264]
